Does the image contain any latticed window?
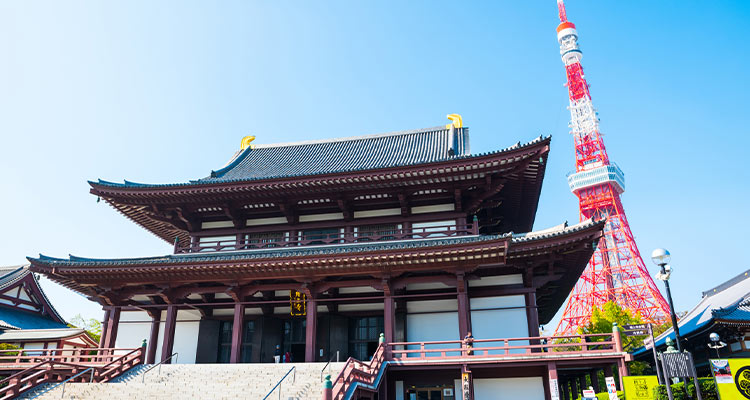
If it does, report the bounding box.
[348,316,383,360]
[302,228,340,245]
[246,232,285,248]
[356,224,399,242]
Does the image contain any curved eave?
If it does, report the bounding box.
[89,137,550,244]
[29,219,603,314]
[0,266,66,325]
[509,219,605,324]
[89,137,549,198]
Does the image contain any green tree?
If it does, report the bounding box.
[68,314,102,343]
[578,301,645,351]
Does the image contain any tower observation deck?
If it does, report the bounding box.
[554,0,670,334]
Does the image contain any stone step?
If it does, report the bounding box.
[20,363,345,400]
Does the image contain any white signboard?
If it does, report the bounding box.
[643,336,654,350]
[605,376,618,400]
[549,378,560,400]
[583,388,597,399]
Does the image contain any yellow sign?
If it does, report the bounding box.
[711,358,750,399]
[623,376,658,400]
[290,290,306,316]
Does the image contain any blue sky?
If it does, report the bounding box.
[0,1,748,330]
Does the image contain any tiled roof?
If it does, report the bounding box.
[511,219,599,242]
[94,126,474,188]
[0,265,66,326]
[633,269,750,356]
[0,328,85,341]
[31,234,505,267]
[0,306,68,330]
[29,219,600,268]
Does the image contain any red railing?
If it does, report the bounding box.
[176,220,479,253]
[331,343,387,400]
[0,347,145,400]
[386,332,621,361]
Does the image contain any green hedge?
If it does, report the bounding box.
[652,378,718,400]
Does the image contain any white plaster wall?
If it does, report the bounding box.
[299,213,344,222]
[470,296,529,354]
[201,220,233,229]
[406,312,459,357]
[411,204,455,214]
[115,311,152,353]
[469,274,523,287]
[473,377,545,400]
[454,379,462,400]
[116,310,199,364]
[171,310,200,364]
[246,217,287,226]
[353,208,400,219]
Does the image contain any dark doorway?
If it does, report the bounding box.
[216,320,256,363]
[283,319,306,362]
[349,316,384,361]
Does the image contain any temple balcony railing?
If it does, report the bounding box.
[175,219,479,254]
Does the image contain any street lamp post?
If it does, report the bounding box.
[708,332,726,358]
[651,248,683,352]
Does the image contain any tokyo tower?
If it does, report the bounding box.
[554,0,670,334]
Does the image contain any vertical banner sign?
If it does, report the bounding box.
[605,376,618,400]
[462,372,471,400]
[549,378,560,400]
[290,290,306,316]
[623,376,658,400]
[710,358,750,399]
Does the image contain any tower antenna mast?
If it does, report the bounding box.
[554,0,671,334]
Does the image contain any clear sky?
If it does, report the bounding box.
[1,1,748,331]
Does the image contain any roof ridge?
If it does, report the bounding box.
[251,126,452,149]
[702,269,750,298]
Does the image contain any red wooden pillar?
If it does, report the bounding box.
[160,305,178,364]
[383,280,395,346]
[103,307,121,348]
[146,310,160,364]
[99,308,111,348]
[230,303,245,363]
[546,362,558,400]
[305,295,317,362]
[456,273,471,340]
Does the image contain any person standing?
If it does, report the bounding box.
[274,344,282,363]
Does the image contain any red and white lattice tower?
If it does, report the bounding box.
[554,0,670,335]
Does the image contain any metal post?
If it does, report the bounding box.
[661,264,682,352]
[660,354,674,400]
[649,324,663,384]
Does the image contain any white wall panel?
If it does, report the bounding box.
[115,311,152,355]
[406,312,459,357]
[473,377,544,400]
[470,296,528,354]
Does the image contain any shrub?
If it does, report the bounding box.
[652,378,718,400]
[0,343,21,362]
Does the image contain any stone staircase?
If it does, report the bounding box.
[20,362,345,400]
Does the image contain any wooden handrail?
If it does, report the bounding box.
[0,347,145,400]
[176,222,479,253]
[385,333,620,360]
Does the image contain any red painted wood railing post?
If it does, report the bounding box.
[613,323,623,352]
[322,374,333,400]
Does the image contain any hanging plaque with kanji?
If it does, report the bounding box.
[290,290,306,316]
